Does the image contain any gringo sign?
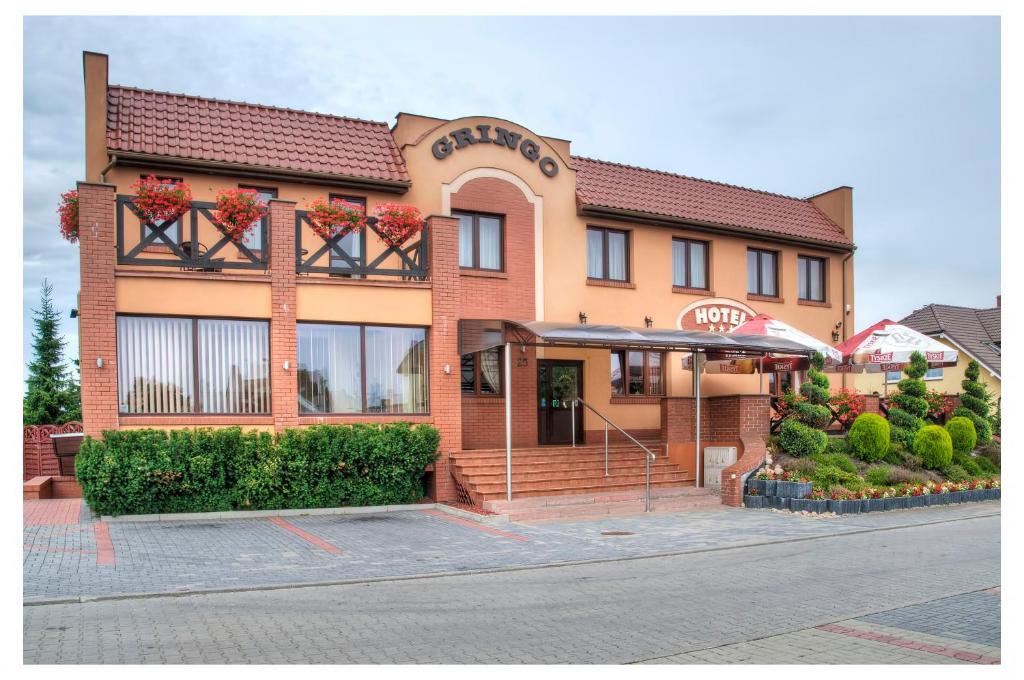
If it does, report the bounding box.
[431,125,560,178]
[677,297,757,334]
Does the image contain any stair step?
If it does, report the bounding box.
[452,452,661,466]
[456,465,686,482]
[453,462,683,477]
[474,479,694,502]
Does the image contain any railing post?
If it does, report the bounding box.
[571,398,576,447]
[645,454,651,512]
[604,422,609,476]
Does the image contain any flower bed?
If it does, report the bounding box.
[745,469,999,515]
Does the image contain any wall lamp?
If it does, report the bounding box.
[578,312,587,325]
[644,316,654,328]
[69,309,79,319]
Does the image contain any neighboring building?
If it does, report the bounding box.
[856,300,1001,400]
[75,52,856,504]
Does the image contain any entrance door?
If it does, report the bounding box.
[537,360,584,445]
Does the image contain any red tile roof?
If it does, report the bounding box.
[572,156,851,247]
[900,303,1001,377]
[106,86,410,184]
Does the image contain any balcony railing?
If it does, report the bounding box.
[294,211,428,280]
[116,196,269,271]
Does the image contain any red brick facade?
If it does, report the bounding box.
[269,199,299,430]
[77,182,119,438]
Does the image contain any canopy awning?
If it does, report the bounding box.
[459,319,815,357]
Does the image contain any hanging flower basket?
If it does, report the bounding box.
[57,190,79,243]
[307,197,366,240]
[131,175,193,224]
[373,203,423,248]
[211,188,268,243]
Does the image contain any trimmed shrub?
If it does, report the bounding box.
[888,351,929,449]
[77,424,440,516]
[795,401,832,429]
[955,360,992,445]
[811,451,858,474]
[810,464,862,491]
[913,424,953,470]
[780,418,828,457]
[945,416,977,456]
[848,413,890,462]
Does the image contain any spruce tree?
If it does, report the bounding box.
[953,360,992,446]
[887,351,928,449]
[779,351,830,456]
[23,279,80,424]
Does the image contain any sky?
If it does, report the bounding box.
[22,15,1000,376]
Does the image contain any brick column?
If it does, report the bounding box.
[862,394,880,415]
[721,395,771,507]
[428,215,462,503]
[268,199,298,431]
[77,182,119,439]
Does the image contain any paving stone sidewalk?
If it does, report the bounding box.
[24,498,1000,602]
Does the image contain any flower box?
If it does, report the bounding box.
[937,492,952,505]
[925,494,941,506]
[747,479,766,495]
[992,488,1001,501]
[775,480,811,499]
[744,495,764,509]
[908,495,927,508]
[762,479,778,496]
[864,498,885,513]
[949,490,964,503]
[891,496,909,510]
[805,499,830,514]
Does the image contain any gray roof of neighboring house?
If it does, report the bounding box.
[900,303,1001,378]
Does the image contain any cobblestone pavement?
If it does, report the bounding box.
[24,512,999,663]
[24,499,1000,602]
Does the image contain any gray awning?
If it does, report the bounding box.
[459,319,815,357]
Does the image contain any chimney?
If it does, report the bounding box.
[83,52,109,182]
[808,186,854,243]
[996,295,1000,308]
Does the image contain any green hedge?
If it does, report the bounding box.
[780,419,828,457]
[76,424,440,516]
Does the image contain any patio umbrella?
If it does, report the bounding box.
[828,318,958,374]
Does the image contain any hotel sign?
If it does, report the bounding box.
[677,297,757,334]
[431,125,560,177]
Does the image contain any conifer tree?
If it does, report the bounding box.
[953,360,992,446]
[887,351,928,449]
[23,280,80,424]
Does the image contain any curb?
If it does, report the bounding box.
[25,509,999,607]
[101,503,437,523]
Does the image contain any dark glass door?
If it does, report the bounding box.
[537,360,584,445]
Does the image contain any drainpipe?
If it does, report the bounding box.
[693,352,702,488]
[504,342,512,502]
[99,154,117,184]
[840,251,853,390]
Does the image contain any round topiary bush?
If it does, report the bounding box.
[913,424,953,470]
[780,418,828,457]
[847,412,890,462]
[945,416,977,456]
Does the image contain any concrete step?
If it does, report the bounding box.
[473,478,694,502]
[453,462,685,481]
[455,444,662,459]
[452,451,662,466]
[466,470,692,492]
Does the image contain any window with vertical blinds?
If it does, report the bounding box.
[116,315,270,415]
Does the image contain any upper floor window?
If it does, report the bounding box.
[587,227,628,281]
[116,315,270,415]
[461,347,503,395]
[798,255,826,302]
[455,211,503,271]
[329,195,366,275]
[238,186,277,252]
[672,238,709,289]
[611,350,664,396]
[747,248,778,297]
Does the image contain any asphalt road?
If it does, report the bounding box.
[24,511,999,664]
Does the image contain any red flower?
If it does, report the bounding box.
[212,188,268,243]
[307,197,366,240]
[829,388,866,425]
[132,175,192,224]
[373,203,423,247]
[57,190,79,243]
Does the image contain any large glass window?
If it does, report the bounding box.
[747,248,778,297]
[238,186,276,252]
[297,323,362,413]
[297,323,428,414]
[672,238,708,289]
[116,315,269,414]
[587,227,628,281]
[460,348,503,395]
[455,211,503,271]
[798,255,826,302]
[610,350,665,396]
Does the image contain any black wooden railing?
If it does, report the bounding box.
[294,211,428,280]
[769,395,855,434]
[116,196,268,271]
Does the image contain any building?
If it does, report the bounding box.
[856,299,1001,400]
[75,52,855,507]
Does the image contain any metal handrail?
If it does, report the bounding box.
[571,398,657,512]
